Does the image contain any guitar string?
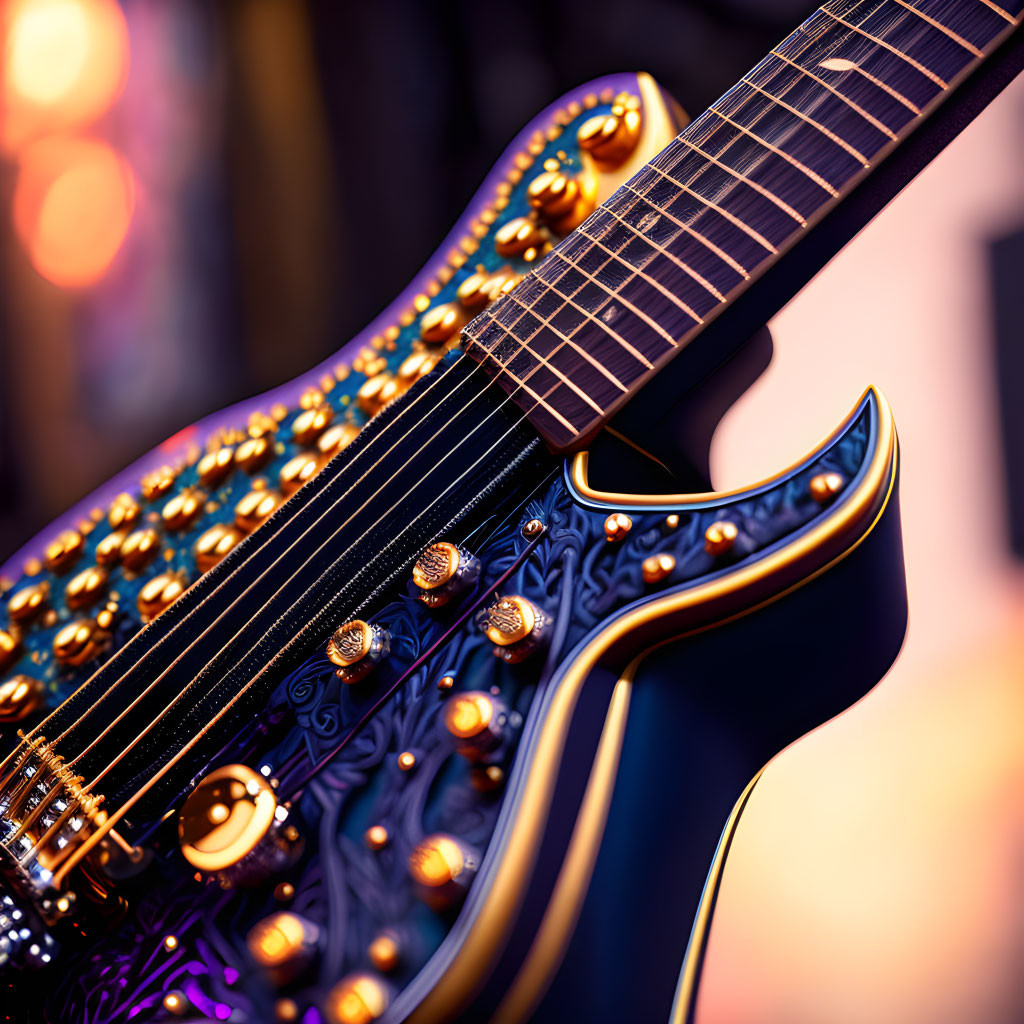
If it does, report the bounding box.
[5,1,948,854]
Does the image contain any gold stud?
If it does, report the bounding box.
[412,542,461,591]
[280,454,319,495]
[472,764,505,793]
[7,581,49,623]
[317,423,360,459]
[162,489,206,532]
[95,529,128,566]
[326,620,390,684]
[235,490,282,533]
[0,674,44,722]
[577,91,642,170]
[367,933,400,973]
[248,411,278,438]
[444,692,494,741]
[522,518,544,538]
[163,935,179,952]
[641,553,675,584]
[141,465,177,502]
[43,529,84,574]
[356,373,395,416]
[137,573,186,622]
[396,352,437,384]
[163,992,186,1016]
[53,618,110,666]
[274,882,295,903]
[120,528,161,571]
[494,216,546,258]
[664,514,680,531]
[197,447,236,488]
[704,520,738,556]
[419,303,464,345]
[527,168,595,234]
[809,472,844,504]
[364,825,389,850]
[195,523,243,573]
[324,973,391,1024]
[246,911,320,985]
[64,566,108,610]
[292,406,334,446]
[437,675,454,692]
[276,999,299,1022]
[300,386,326,410]
[604,512,632,542]
[397,751,417,772]
[235,435,273,474]
[108,492,141,531]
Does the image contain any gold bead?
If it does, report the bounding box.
[292,406,333,446]
[108,492,141,531]
[472,764,505,793]
[246,911,320,985]
[419,303,464,345]
[120,528,161,571]
[141,465,177,502]
[444,692,494,740]
[138,572,186,622]
[195,523,243,573]
[53,618,109,666]
[527,168,594,234]
[408,834,468,888]
[809,472,844,504]
[641,553,676,584]
[95,529,128,566]
[364,825,389,850]
[235,489,282,532]
[704,520,738,556]
[162,488,206,532]
[43,529,84,574]
[494,216,546,258]
[437,675,454,692]
[276,999,299,1022]
[664,514,680,531]
[356,373,396,416]
[274,882,295,903]
[326,620,373,668]
[0,674,44,722]
[7,581,49,623]
[317,423,360,459]
[235,435,273,474]
[456,271,493,310]
[279,454,319,496]
[197,446,236,488]
[300,386,325,409]
[577,91,642,170]
[604,512,632,542]
[163,935,179,952]
[396,351,438,384]
[163,992,186,1016]
[522,518,544,538]
[324,973,391,1024]
[367,933,400,973]
[64,566,108,611]
[397,751,416,772]
[248,411,278,438]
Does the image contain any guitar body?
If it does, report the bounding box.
[7,1,1020,1013]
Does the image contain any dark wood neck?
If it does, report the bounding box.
[463,0,1024,451]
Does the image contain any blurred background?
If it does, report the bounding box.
[0,2,1022,1023]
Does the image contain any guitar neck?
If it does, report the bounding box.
[464,0,1024,451]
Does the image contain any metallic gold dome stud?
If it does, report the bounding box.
[704,520,738,556]
[419,303,464,345]
[141,465,178,502]
[444,691,507,761]
[95,529,128,566]
[397,751,417,772]
[324,973,391,1024]
[356,373,399,416]
[235,490,282,533]
[368,933,400,973]
[326,620,391,685]
[292,406,334,446]
[0,675,44,722]
[411,542,480,608]
[483,596,535,646]
[108,492,141,531]
[664,514,680,531]
[64,566,108,611]
[274,882,295,903]
[408,834,478,908]
[138,572,186,623]
[472,764,506,793]
[162,935,179,952]
[604,513,632,542]
[522,518,544,538]
[53,618,109,666]
[641,553,675,584]
[317,423,360,459]
[235,436,273,474]
[577,91,642,170]
[527,168,595,234]
[494,216,546,258]
[249,410,278,437]
[162,488,206,532]
[7,581,49,623]
[162,992,186,1016]
[364,825,389,850]
[178,763,300,884]
[396,351,438,385]
[456,271,494,310]
[809,472,844,504]
[43,529,84,574]
[246,911,320,985]
[195,523,243,573]
[197,446,236,488]
[120,528,161,572]
[437,675,454,692]
[280,453,319,496]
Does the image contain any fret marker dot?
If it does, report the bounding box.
[818,58,858,72]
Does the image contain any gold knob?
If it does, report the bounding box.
[120,528,161,571]
[246,911,320,985]
[53,618,110,666]
[411,542,480,607]
[235,490,282,533]
[494,216,546,258]
[704,520,738,556]
[317,423,360,459]
[162,489,206,532]
[197,447,236,488]
[577,91,642,170]
[64,566,108,611]
[527,167,595,234]
[43,529,84,574]
[292,406,333,446]
[419,303,464,345]
[7,581,49,623]
[140,465,178,502]
[235,436,273,474]
[0,629,22,673]
[137,572,186,622]
[324,974,392,1024]
[108,492,141,531]
[326,620,390,685]
[280,454,319,495]
[195,523,243,573]
[0,675,44,722]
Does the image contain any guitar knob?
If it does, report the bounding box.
[178,764,301,886]
[326,620,390,684]
[444,691,508,761]
[411,542,480,608]
[479,596,548,663]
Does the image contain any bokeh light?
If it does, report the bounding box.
[13,135,136,288]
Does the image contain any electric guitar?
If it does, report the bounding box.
[1,2,1022,1022]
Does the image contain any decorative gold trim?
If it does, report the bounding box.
[569,387,882,509]
[406,391,896,1022]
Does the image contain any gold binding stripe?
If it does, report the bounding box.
[405,389,896,1023]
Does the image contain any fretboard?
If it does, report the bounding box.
[463,0,1024,449]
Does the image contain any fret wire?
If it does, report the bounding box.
[644,163,779,253]
[705,105,842,196]
[677,136,808,223]
[893,0,986,55]
[497,292,630,392]
[821,7,950,88]
[768,47,900,140]
[575,222,708,324]
[740,73,871,166]
[977,0,1017,24]
[621,182,753,277]
[598,200,728,300]
[549,249,680,348]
